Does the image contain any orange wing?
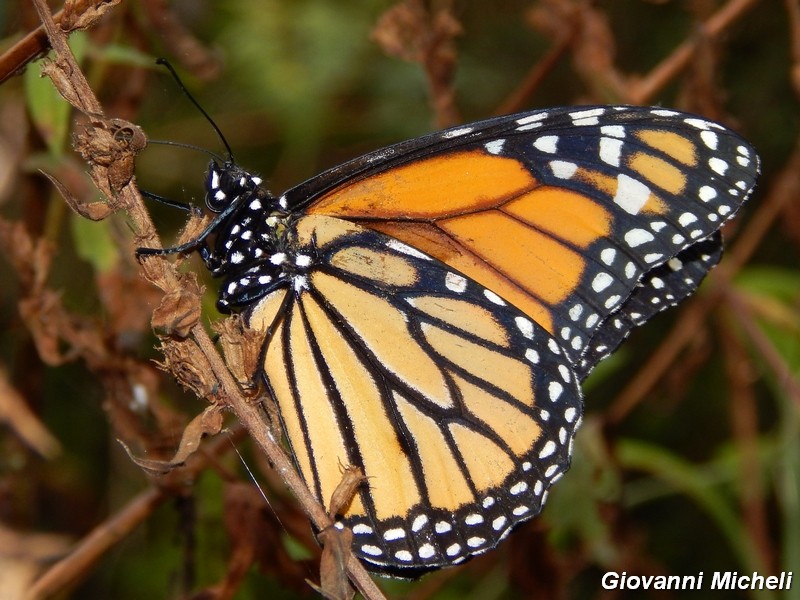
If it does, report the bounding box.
[307,150,610,333]
[301,107,758,369]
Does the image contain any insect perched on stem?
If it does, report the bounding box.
[138,62,759,576]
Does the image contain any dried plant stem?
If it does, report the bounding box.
[25,487,166,600]
[30,0,385,597]
[629,0,762,104]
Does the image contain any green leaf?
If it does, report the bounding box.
[70,213,119,273]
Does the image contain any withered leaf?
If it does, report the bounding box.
[40,169,114,221]
[118,405,223,474]
[151,273,203,338]
[74,116,147,195]
[157,338,217,399]
[215,315,262,387]
[314,526,355,600]
[62,0,124,33]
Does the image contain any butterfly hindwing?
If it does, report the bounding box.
[245,215,583,574]
[575,232,724,380]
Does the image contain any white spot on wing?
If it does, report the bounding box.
[550,160,578,179]
[484,290,506,305]
[386,239,430,260]
[700,130,718,149]
[533,135,559,153]
[600,248,616,265]
[352,523,373,535]
[443,126,473,138]
[516,112,548,126]
[614,174,651,214]
[484,139,505,155]
[539,441,556,458]
[383,528,406,541]
[709,157,728,175]
[601,125,625,138]
[625,228,654,247]
[599,137,623,166]
[592,272,614,292]
[445,272,467,293]
[515,316,534,339]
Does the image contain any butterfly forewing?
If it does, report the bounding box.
[289,106,758,369]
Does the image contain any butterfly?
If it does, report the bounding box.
[138,105,759,576]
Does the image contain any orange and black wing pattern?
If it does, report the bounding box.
[287,106,758,373]
[142,105,759,575]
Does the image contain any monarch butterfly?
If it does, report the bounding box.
[139,104,759,576]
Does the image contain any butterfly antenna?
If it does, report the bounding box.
[148,138,226,163]
[156,58,235,162]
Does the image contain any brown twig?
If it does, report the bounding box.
[629,0,762,104]
[494,33,573,115]
[719,307,777,575]
[0,367,61,458]
[725,288,800,405]
[25,487,166,600]
[24,428,250,600]
[0,7,64,85]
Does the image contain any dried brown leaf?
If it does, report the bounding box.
[97,269,163,337]
[0,218,54,292]
[0,367,62,458]
[118,406,221,474]
[40,170,114,220]
[18,290,74,366]
[157,338,217,400]
[372,0,461,126]
[213,482,311,596]
[118,439,175,475]
[372,1,428,62]
[151,272,203,338]
[314,526,355,600]
[74,117,147,197]
[40,57,83,109]
[61,0,124,32]
[215,315,262,388]
[170,405,224,464]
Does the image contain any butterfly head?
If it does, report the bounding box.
[205,160,266,213]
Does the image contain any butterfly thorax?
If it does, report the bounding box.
[202,161,303,312]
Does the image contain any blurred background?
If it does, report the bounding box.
[0,1,797,598]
